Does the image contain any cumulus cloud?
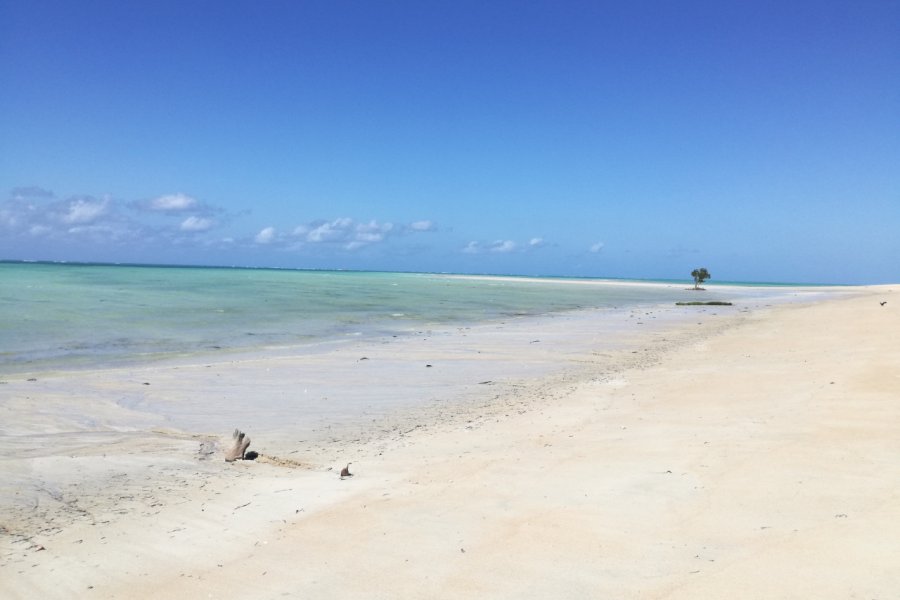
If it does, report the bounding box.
[277,217,431,251]
[62,197,110,224]
[306,218,355,243]
[1,190,130,241]
[410,220,437,232]
[148,193,197,212]
[490,240,517,253]
[589,241,605,253]
[1,187,239,255]
[255,226,277,244]
[462,237,547,254]
[180,216,215,232]
[355,220,394,243]
[2,186,435,259]
[131,193,222,228]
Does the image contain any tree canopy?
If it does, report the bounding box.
[691,267,711,290]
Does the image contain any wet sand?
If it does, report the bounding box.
[1,285,897,598]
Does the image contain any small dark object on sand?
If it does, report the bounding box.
[244,450,259,461]
[881,301,887,306]
[340,463,353,479]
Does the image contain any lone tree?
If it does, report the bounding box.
[691,267,711,290]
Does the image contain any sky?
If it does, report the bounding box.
[1,1,898,284]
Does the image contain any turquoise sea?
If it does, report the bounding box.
[0,261,784,374]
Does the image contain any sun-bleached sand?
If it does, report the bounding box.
[1,285,898,598]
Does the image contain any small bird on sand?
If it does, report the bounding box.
[880,301,887,306]
[340,463,353,479]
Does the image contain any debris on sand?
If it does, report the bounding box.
[225,429,252,462]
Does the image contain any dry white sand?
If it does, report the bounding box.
[1,285,898,598]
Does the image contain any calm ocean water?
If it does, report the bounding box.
[0,262,782,374]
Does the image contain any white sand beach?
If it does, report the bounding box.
[1,285,898,598]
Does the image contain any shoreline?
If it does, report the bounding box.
[0,278,839,379]
[438,272,848,289]
[2,285,897,598]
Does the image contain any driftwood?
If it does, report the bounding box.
[225,429,252,462]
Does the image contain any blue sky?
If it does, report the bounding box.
[1,1,897,283]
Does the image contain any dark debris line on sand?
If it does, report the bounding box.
[675,301,733,306]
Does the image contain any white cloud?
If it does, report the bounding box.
[63,197,109,224]
[463,239,520,254]
[180,216,215,232]
[292,218,417,250]
[2,187,436,258]
[490,240,517,253]
[589,241,605,253]
[410,220,436,232]
[353,220,394,245]
[462,236,546,255]
[149,193,197,212]
[255,226,276,244]
[462,238,528,254]
[306,218,352,243]
[357,220,394,234]
[0,191,132,243]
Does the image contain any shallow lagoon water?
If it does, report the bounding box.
[1,262,801,374]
